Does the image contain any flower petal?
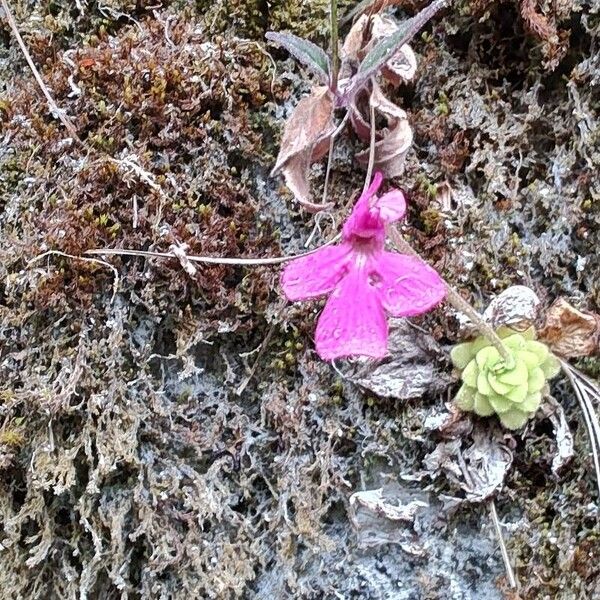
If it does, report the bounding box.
[343,173,385,240]
[281,244,351,301]
[315,267,387,360]
[372,252,446,316]
[376,189,406,223]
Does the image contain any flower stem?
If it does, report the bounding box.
[386,225,513,365]
[330,0,339,92]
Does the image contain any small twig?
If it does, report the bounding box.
[305,211,336,248]
[1,0,83,145]
[489,499,519,591]
[237,39,278,96]
[27,250,120,304]
[386,225,513,364]
[321,137,336,206]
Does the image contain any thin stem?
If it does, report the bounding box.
[330,0,339,92]
[321,110,350,206]
[85,233,342,266]
[363,100,377,193]
[386,224,513,365]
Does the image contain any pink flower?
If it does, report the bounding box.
[281,173,446,360]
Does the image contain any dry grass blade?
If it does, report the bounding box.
[560,360,600,499]
[488,499,519,590]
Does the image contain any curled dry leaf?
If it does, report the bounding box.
[540,396,574,475]
[538,298,600,358]
[271,86,336,211]
[348,483,429,554]
[482,285,541,330]
[423,426,513,503]
[353,81,413,178]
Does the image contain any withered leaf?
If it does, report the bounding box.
[353,81,413,178]
[341,0,403,26]
[348,483,429,554]
[482,285,541,330]
[541,396,574,475]
[271,86,336,211]
[423,425,513,503]
[538,298,600,357]
[342,318,451,400]
[370,15,418,85]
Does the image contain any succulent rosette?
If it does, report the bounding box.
[450,328,561,429]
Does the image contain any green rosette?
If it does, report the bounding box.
[450,327,561,429]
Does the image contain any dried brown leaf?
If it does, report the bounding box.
[370,15,418,85]
[353,81,413,177]
[271,86,336,211]
[541,396,574,475]
[538,298,600,358]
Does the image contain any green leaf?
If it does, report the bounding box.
[476,346,500,370]
[521,391,542,412]
[525,340,550,364]
[266,31,330,83]
[348,0,446,96]
[461,359,479,387]
[477,371,493,396]
[474,392,495,417]
[450,342,474,369]
[541,354,561,379]
[488,393,513,414]
[499,408,530,430]
[521,326,536,341]
[503,334,526,351]
[497,361,528,386]
[487,373,514,396]
[471,336,490,355]
[455,384,475,411]
[497,326,517,339]
[517,349,542,369]
[527,367,546,393]
[506,383,528,403]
